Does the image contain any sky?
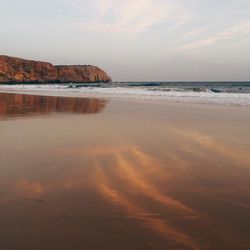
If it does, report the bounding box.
[0,0,250,81]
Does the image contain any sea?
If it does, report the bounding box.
[73,81,250,93]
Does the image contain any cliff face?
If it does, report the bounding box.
[0,55,111,83]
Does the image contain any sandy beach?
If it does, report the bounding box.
[0,91,249,250]
[2,0,250,248]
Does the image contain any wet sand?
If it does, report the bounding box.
[0,93,250,250]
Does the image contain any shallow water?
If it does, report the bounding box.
[1,84,250,106]
[0,93,250,250]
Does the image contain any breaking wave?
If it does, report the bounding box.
[1,81,250,106]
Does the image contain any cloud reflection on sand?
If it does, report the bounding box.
[169,128,250,166]
[113,153,196,215]
[64,145,199,214]
[95,159,200,250]
[65,145,204,249]
[2,123,250,249]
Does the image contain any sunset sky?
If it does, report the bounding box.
[1,0,250,81]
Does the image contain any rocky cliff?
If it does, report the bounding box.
[0,55,111,83]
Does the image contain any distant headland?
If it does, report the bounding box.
[0,55,111,84]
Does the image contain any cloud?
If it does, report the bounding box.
[182,27,209,38]
[176,22,250,52]
[68,0,191,33]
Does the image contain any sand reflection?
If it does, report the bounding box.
[113,153,196,215]
[96,163,200,250]
[1,98,250,249]
[170,128,250,166]
[0,93,106,118]
[63,145,195,215]
[58,145,203,249]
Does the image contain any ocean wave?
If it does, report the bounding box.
[1,84,250,106]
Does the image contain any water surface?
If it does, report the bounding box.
[0,93,250,250]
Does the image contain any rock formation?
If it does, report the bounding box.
[0,55,111,83]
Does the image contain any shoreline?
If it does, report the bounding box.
[1,88,250,117]
[1,84,250,110]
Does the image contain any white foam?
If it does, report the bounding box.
[1,84,250,106]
